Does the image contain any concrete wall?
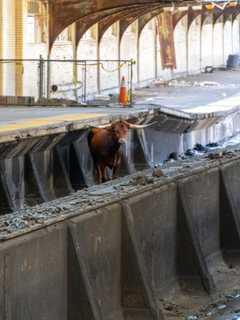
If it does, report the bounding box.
[201,15,213,69]
[139,20,155,83]
[224,18,233,63]
[174,16,187,75]
[100,24,119,91]
[78,25,98,95]
[233,16,240,53]
[2,0,16,95]
[1,156,240,319]
[120,22,138,84]
[213,17,224,66]
[188,16,201,74]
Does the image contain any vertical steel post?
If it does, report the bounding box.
[72,23,78,101]
[46,55,51,99]
[117,22,121,87]
[129,59,133,104]
[38,55,44,101]
[200,23,203,72]
[136,20,140,84]
[154,21,158,79]
[231,15,234,54]
[186,22,189,75]
[211,14,214,66]
[84,60,87,102]
[222,17,225,65]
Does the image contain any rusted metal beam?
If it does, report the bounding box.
[138,8,163,36]
[187,7,202,31]
[98,5,161,43]
[173,9,188,30]
[48,1,167,49]
[75,7,133,46]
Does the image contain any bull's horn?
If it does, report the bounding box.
[94,123,111,129]
[123,120,156,129]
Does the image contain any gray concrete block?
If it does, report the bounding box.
[178,168,221,292]
[124,185,178,294]
[0,252,4,319]
[179,169,220,259]
[68,204,124,320]
[0,223,67,320]
[220,160,240,250]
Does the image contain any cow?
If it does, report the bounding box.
[88,120,153,184]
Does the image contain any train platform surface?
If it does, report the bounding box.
[0,69,240,139]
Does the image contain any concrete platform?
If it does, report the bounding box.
[135,69,240,113]
[0,70,239,142]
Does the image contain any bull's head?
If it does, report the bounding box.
[96,120,155,144]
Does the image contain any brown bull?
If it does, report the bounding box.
[88,120,153,184]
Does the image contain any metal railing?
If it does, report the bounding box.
[0,57,135,104]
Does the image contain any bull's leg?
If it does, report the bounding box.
[112,150,122,179]
[101,164,108,183]
[95,164,102,184]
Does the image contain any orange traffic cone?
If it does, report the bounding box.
[119,76,128,105]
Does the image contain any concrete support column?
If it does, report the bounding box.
[96,23,101,94]
[231,15,234,53]
[211,17,214,66]
[222,19,225,64]
[72,23,78,100]
[15,0,23,96]
[186,27,189,75]
[0,0,3,95]
[136,20,140,84]
[46,1,51,99]
[154,21,158,79]
[239,15,240,52]
[200,24,203,71]
[2,0,16,95]
[117,22,121,87]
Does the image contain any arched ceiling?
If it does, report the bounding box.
[47,0,166,47]
[44,0,240,50]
